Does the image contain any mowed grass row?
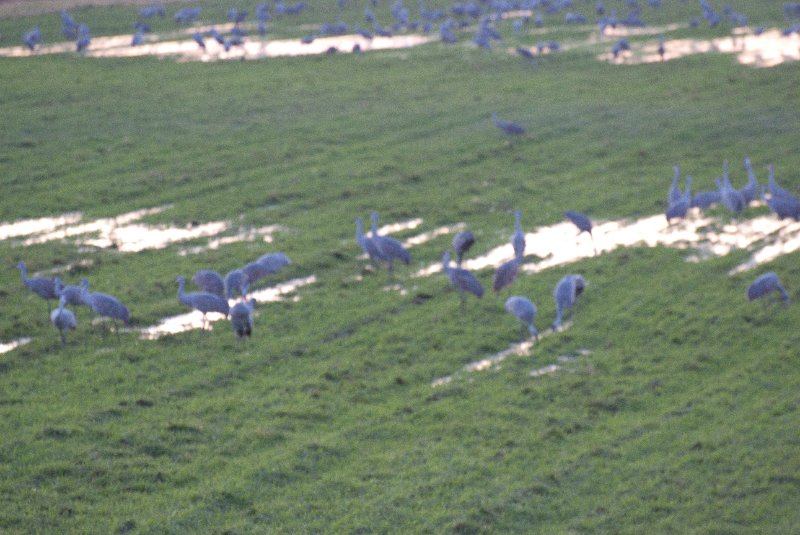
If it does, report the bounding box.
[2,1,800,532]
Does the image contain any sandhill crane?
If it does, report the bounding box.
[177,276,229,330]
[51,295,77,345]
[564,210,596,254]
[224,269,248,299]
[553,274,586,331]
[54,277,90,307]
[747,272,789,303]
[504,295,538,340]
[80,286,130,339]
[452,230,475,267]
[370,212,411,274]
[740,157,759,205]
[442,250,483,305]
[230,298,255,338]
[192,270,225,298]
[511,210,525,260]
[17,261,58,312]
[491,112,526,136]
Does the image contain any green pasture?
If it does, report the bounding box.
[1,1,799,532]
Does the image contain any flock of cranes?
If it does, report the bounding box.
[16,0,772,64]
[17,153,794,348]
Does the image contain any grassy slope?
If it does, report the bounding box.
[1,1,800,533]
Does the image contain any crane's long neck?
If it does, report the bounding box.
[177,278,187,304]
[18,262,28,283]
[370,214,380,237]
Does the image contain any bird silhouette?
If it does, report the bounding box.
[553,274,586,331]
[51,295,77,345]
[80,286,130,339]
[54,277,90,307]
[17,261,58,312]
[442,250,483,305]
[177,276,230,330]
[761,185,800,221]
[370,213,411,274]
[356,217,383,268]
[224,269,249,299]
[492,257,520,293]
[230,297,256,338]
[564,210,597,253]
[256,252,291,274]
[666,175,692,223]
[740,157,759,205]
[718,161,745,214]
[504,295,538,340]
[452,230,475,267]
[511,210,526,260]
[491,112,527,136]
[192,270,225,298]
[747,272,789,303]
[23,26,42,50]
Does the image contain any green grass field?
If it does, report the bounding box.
[2,1,800,532]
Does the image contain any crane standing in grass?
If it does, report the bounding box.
[747,272,789,304]
[51,295,77,345]
[17,261,58,312]
[504,296,538,341]
[80,286,130,340]
[491,112,526,136]
[370,212,411,274]
[553,274,586,331]
[193,270,226,298]
[177,276,230,330]
[224,269,249,299]
[55,277,90,307]
[356,216,383,268]
[230,297,256,339]
[442,250,483,305]
[511,210,526,260]
[452,230,475,267]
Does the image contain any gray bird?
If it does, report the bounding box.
[257,252,291,274]
[666,175,692,223]
[230,298,255,338]
[224,268,249,299]
[17,261,58,311]
[565,210,597,253]
[442,250,484,304]
[740,157,759,205]
[691,188,721,209]
[51,295,77,345]
[452,230,475,267]
[54,277,90,307]
[192,270,225,298]
[177,276,230,330]
[370,213,411,274]
[511,210,526,260]
[504,295,538,340]
[767,164,794,200]
[553,274,586,331]
[718,161,745,214]
[356,216,383,266]
[79,286,130,339]
[762,185,800,220]
[23,26,42,50]
[493,257,520,293]
[747,272,789,303]
[491,112,527,136]
[241,261,272,286]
